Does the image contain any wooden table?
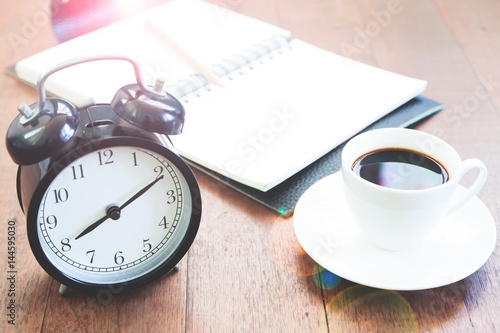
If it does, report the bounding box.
[1,0,499,332]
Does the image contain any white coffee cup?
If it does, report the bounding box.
[341,128,487,251]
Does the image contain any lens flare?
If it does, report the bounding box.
[311,265,342,290]
[326,285,418,332]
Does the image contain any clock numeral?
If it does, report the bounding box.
[166,190,176,204]
[114,251,125,265]
[154,166,164,179]
[53,188,69,204]
[132,152,139,166]
[61,238,71,252]
[86,250,96,264]
[45,215,58,229]
[143,239,152,253]
[159,216,169,229]
[71,164,85,180]
[98,149,114,165]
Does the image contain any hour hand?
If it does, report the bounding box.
[75,205,120,240]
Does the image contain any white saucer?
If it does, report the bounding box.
[293,172,496,290]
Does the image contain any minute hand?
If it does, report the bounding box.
[75,175,164,240]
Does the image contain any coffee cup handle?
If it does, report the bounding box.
[446,158,487,215]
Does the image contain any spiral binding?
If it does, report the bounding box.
[165,35,290,102]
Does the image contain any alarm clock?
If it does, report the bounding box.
[5,56,202,293]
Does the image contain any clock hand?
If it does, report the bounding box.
[118,175,164,212]
[74,210,113,240]
[75,175,165,240]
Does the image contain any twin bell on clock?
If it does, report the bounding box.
[5,56,202,293]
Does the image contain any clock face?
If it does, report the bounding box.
[31,140,200,289]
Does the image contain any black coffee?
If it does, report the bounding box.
[352,148,448,190]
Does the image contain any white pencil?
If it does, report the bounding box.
[144,19,225,87]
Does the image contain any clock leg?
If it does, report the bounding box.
[56,264,180,296]
[59,283,69,295]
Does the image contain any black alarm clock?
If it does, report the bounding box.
[6,56,202,293]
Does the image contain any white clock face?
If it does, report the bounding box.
[36,145,195,285]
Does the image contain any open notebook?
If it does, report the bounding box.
[11,0,427,192]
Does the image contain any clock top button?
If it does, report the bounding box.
[6,98,79,165]
[111,78,185,136]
